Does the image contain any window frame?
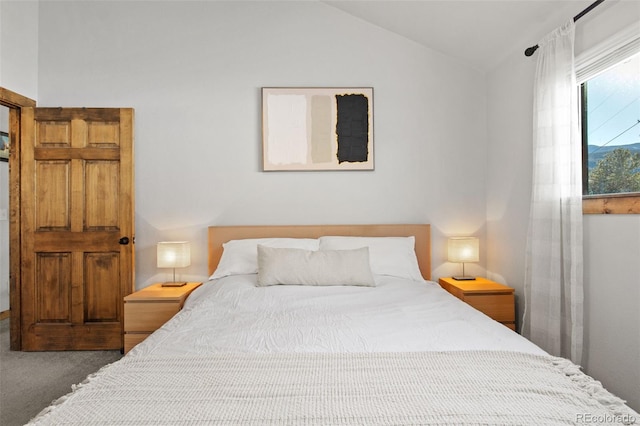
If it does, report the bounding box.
[583,193,640,214]
[577,24,640,215]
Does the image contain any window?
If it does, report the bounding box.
[577,24,640,214]
[581,53,640,195]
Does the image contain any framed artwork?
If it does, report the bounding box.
[0,132,8,162]
[262,87,373,171]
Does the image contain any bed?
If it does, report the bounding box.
[30,224,638,425]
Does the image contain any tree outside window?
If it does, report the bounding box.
[582,53,640,196]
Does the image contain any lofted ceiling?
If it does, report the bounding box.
[324,0,598,72]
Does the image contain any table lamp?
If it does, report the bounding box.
[157,241,191,287]
[448,237,479,281]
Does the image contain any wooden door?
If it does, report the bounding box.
[20,108,135,351]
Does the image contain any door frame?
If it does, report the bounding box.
[0,87,36,350]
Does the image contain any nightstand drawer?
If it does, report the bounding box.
[124,302,180,332]
[462,294,515,323]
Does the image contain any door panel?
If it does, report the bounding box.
[21,107,134,351]
[84,252,120,322]
[36,253,71,322]
[85,161,119,230]
[35,161,70,230]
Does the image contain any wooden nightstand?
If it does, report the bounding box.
[438,277,516,331]
[123,282,202,353]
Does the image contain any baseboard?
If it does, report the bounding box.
[0,310,9,321]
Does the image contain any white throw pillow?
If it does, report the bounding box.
[318,236,424,281]
[210,238,319,279]
[256,245,375,287]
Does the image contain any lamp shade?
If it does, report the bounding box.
[157,241,191,268]
[448,237,479,263]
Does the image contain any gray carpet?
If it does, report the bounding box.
[0,318,122,425]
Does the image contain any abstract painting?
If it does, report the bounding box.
[262,87,373,171]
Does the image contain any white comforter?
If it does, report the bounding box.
[30,351,638,425]
[31,275,639,425]
[129,275,544,357]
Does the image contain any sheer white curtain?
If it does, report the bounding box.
[523,19,584,364]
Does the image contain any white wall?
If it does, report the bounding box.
[0,0,39,99]
[36,1,488,287]
[486,0,640,411]
[0,0,39,313]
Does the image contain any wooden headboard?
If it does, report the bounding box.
[208,224,431,280]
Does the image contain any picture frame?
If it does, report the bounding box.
[0,132,8,162]
[262,87,374,171]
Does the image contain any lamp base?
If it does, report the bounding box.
[161,282,187,287]
[452,276,476,281]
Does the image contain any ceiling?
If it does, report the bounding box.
[324,1,596,72]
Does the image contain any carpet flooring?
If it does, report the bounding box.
[0,318,122,425]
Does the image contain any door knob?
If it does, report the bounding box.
[119,237,130,245]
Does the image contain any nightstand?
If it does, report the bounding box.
[123,282,202,353]
[438,277,516,331]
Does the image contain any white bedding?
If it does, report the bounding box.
[30,274,639,424]
[129,275,545,357]
[30,351,638,425]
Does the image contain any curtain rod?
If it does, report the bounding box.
[524,0,605,56]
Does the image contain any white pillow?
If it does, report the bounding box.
[318,236,424,281]
[210,238,319,279]
[256,245,375,287]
